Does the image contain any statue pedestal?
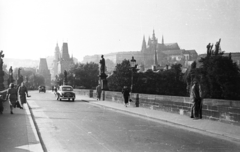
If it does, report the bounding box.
[17,75,23,86]
[0,70,4,91]
[99,73,108,90]
[8,75,14,86]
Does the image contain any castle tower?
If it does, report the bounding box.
[61,42,70,60]
[54,43,60,61]
[147,30,158,53]
[152,30,158,45]
[154,45,159,66]
[152,30,158,64]
[51,43,60,80]
[152,30,159,70]
[38,58,51,86]
[57,42,74,74]
[152,30,156,40]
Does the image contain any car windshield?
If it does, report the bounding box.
[62,87,73,91]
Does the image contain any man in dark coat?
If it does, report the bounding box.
[122,86,130,107]
[190,80,202,119]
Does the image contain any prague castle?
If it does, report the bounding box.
[52,42,74,79]
[83,30,198,71]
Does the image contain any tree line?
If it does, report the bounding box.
[3,66,45,89]
[185,39,240,100]
[65,39,240,100]
[7,39,240,100]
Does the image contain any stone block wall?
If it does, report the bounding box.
[74,89,92,97]
[74,89,240,125]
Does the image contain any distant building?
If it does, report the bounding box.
[52,42,74,79]
[38,58,51,86]
[82,30,198,71]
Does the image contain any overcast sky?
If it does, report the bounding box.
[0,0,239,61]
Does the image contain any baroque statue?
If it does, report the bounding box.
[0,50,5,91]
[99,55,105,74]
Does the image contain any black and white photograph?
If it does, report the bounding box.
[0,0,240,151]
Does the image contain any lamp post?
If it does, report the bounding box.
[33,74,36,89]
[130,56,136,93]
[25,76,29,88]
[73,73,76,88]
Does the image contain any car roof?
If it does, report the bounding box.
[60,85,73,88]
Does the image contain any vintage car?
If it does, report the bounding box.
[57,85,75,101]
[38,86,46,93]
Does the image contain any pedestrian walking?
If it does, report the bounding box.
[190,80,201,119]
[54,86,58,96]
[5,83,18,114]
[96,84,102,100]
[122,86,130,107]
[18,82,30,106]
[198,84,203,119]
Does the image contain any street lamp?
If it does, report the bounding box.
[73,73,76,88]
[130,56,136,93]
[33,74,36,89]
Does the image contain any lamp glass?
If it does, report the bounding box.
[130,57,136,68]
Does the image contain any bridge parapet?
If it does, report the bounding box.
[74,89,240,125]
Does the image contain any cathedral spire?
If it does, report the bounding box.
[162,35,164,44]
[152,29,156,40]
[148,36,151,46]
[154,40,158,66]
[141,36,147,52]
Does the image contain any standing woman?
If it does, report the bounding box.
[18,82,30,106]
[6,83,18,114]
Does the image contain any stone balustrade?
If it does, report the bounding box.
[74,89,240,125]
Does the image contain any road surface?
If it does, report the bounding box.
[29,90,240,152]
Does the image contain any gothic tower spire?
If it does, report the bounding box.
[141,36,147,52]
[154,45,158,66]
[61,42,70,60]
[54,43,60,61]
[152,29,156,40]
[162,35,164,44]
[147,36,151,47]
[38,58,51,85]
[153,36,158,67]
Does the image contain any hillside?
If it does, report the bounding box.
[4,56,78,70]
